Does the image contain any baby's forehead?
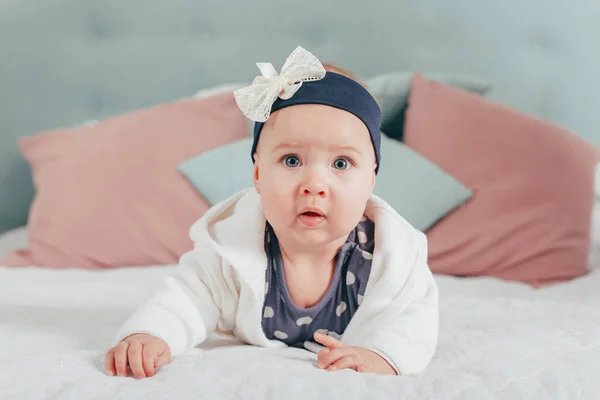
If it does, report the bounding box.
[256,108,376,165]
[259,104,375,153]
[275,135,369,150]
[269,105,368,134]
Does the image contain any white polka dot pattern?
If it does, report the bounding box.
[336,301,347,316]
[274,330,288,340]
[296,316,312,326]
[263,306,274,318]
[346,271,356,285]
[357,231,368,244]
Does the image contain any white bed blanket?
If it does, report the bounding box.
[0,265,599,400]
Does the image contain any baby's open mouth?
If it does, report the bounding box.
[301,211,323,217]
[298,209,326,227]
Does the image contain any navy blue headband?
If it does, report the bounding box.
[251,71,383,173]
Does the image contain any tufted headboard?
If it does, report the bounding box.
[1,0,599,231]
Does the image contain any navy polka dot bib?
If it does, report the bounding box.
[261,218,375,348]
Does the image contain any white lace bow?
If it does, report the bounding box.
[233,46,326,122]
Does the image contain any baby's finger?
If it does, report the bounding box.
[154,347,171,369]
[114,342,130,377]
[318,347,353,369]
[313,332,344,350]
[316,348,329,366]
[328,355,361,372]
[104,349,116,376]
[142,345,157,377]
[127,341,146,379]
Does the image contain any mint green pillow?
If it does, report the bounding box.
[178,136,472,232]
[179,138,255,206]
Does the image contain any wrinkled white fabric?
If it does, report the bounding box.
[1,264,599,399]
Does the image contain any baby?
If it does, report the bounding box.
[104,46,439,378]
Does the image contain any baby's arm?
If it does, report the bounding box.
[107,244,224,376]
[341,231,439,376]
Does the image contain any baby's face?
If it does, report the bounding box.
[253,104,376,249]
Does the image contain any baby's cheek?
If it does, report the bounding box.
[262,188,294,221]
[340,184,372,219]
[333,200,364,230]
[347,185,371,209]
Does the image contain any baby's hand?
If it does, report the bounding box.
[313,332,396,375]
[104,334,171,378]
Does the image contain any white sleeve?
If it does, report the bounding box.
[342,231,439,376]
[114,245,224,357]
[366,348,400,375]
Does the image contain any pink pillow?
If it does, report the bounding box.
[404,73,600,286]
[1,92,248,268]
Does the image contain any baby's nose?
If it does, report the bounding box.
[303,186,326,197]
[301,170,327,197]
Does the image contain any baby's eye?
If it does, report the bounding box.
[333,157,351,171]
[283,155,301,168]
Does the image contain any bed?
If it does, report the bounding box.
[1,229,600,399]
[2,1,600,399]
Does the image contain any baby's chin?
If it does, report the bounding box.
[283,225,353,250]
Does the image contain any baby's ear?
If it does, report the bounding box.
[253,154,260,194]
[371,163,377,189]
